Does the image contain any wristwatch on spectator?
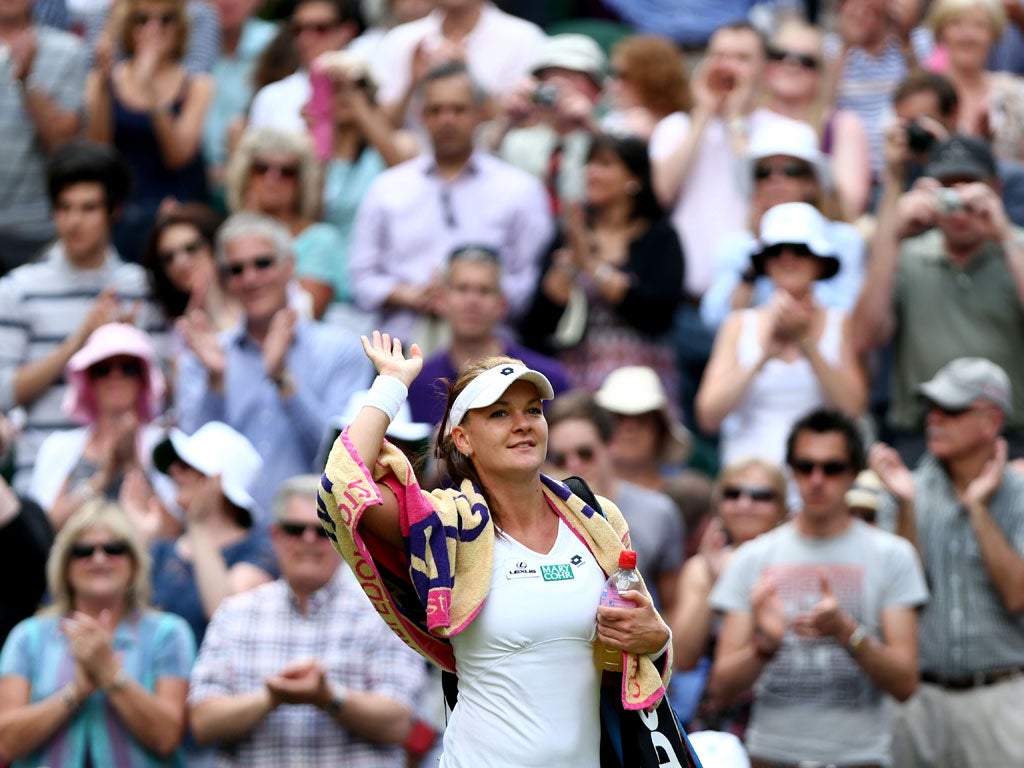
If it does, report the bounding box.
[323,687,347,716]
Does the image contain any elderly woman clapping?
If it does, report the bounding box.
[0,501,195,766]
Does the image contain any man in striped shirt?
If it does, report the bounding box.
[872,358,1024,768]
[0,141,161,499]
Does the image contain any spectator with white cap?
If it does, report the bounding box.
[700,119,866,333]
[869,357,1024,768]
[594,364,692,493]
[28,323,168,533]
[695,201,867,470]
[146,421,277,647]
[487,33,606,214]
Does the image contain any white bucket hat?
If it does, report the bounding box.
[739,119,831,199]
[750,202,840,279]
[153,421,263,524]
[594,366,692,465]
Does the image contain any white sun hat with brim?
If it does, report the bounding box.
[153,421,263,526]
[448,363,555,430]
[749,202,840,279]
[738,118,831,199]
[594,366,692,465]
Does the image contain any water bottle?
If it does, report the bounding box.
[594,549,641,672]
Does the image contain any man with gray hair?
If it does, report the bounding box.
[190,473,426,767]
[405,244,572,427]
[175,212,371,518]
[870,357,1024,768]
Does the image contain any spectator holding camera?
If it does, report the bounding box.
[488,34,606,215]
[853,130,1024,465]
[890,71,1024,227]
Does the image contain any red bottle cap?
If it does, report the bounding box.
[618,550,637,569]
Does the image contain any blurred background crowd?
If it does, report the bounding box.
[2,0,1024,765]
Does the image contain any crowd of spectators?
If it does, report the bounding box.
[2,0,1024,765]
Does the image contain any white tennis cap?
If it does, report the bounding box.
[449,363,555,429]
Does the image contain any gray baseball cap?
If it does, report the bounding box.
[917,357,1012,415]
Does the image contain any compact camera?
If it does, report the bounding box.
[934,187,964,214]
[532,84,560,108]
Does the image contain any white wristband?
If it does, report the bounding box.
[646,626,672,662]
[364,375,408,422]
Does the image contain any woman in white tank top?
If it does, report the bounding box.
[695,203,867,470]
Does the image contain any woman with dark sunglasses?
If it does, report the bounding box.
[0,500,195,767]
[142,203,240,334]
[695,201,867,473]
[668,459,787,734]
[224,126,347,321]
[28,324,170,534]
[762,19,871,222]
[84,0,213,262]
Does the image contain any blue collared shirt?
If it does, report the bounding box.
[175,320,372,517]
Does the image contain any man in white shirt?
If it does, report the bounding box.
[349,62,553,350]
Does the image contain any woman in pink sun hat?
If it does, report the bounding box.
[29,323,169,533]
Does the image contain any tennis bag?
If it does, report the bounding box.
[441,476,703,768]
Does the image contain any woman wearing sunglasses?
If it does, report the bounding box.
[224,126,346,320]
[142,204,240,337]
[695,201,866,472]
[701,119,866,335]
[29,324,169,534]
[668,459,787,735]
[762,19,870,221]
[84,0,213,262]
[0,500,195,766]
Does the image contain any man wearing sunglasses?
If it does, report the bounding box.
[869,358,1024,768]
[709,408,928,768]
[189,473,426,767]
[175,212,370,515]
[854,132,1024,466]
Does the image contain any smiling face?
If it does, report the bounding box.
[924,398,1002,461]
[246,151,302,217]
[717,463,787,545]
[940,3,996,71]
[762,244,823,296]
[158,222,214,293]
[765,25,822,103]
[452,379,548,484]
[88,355,145,418]
[221,233,292,325]
[546,417,612,488]
[66,525,135,608]
[272,492,340,595]
[585,145,636,210]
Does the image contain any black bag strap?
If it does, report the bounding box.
[564,475,605,519]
